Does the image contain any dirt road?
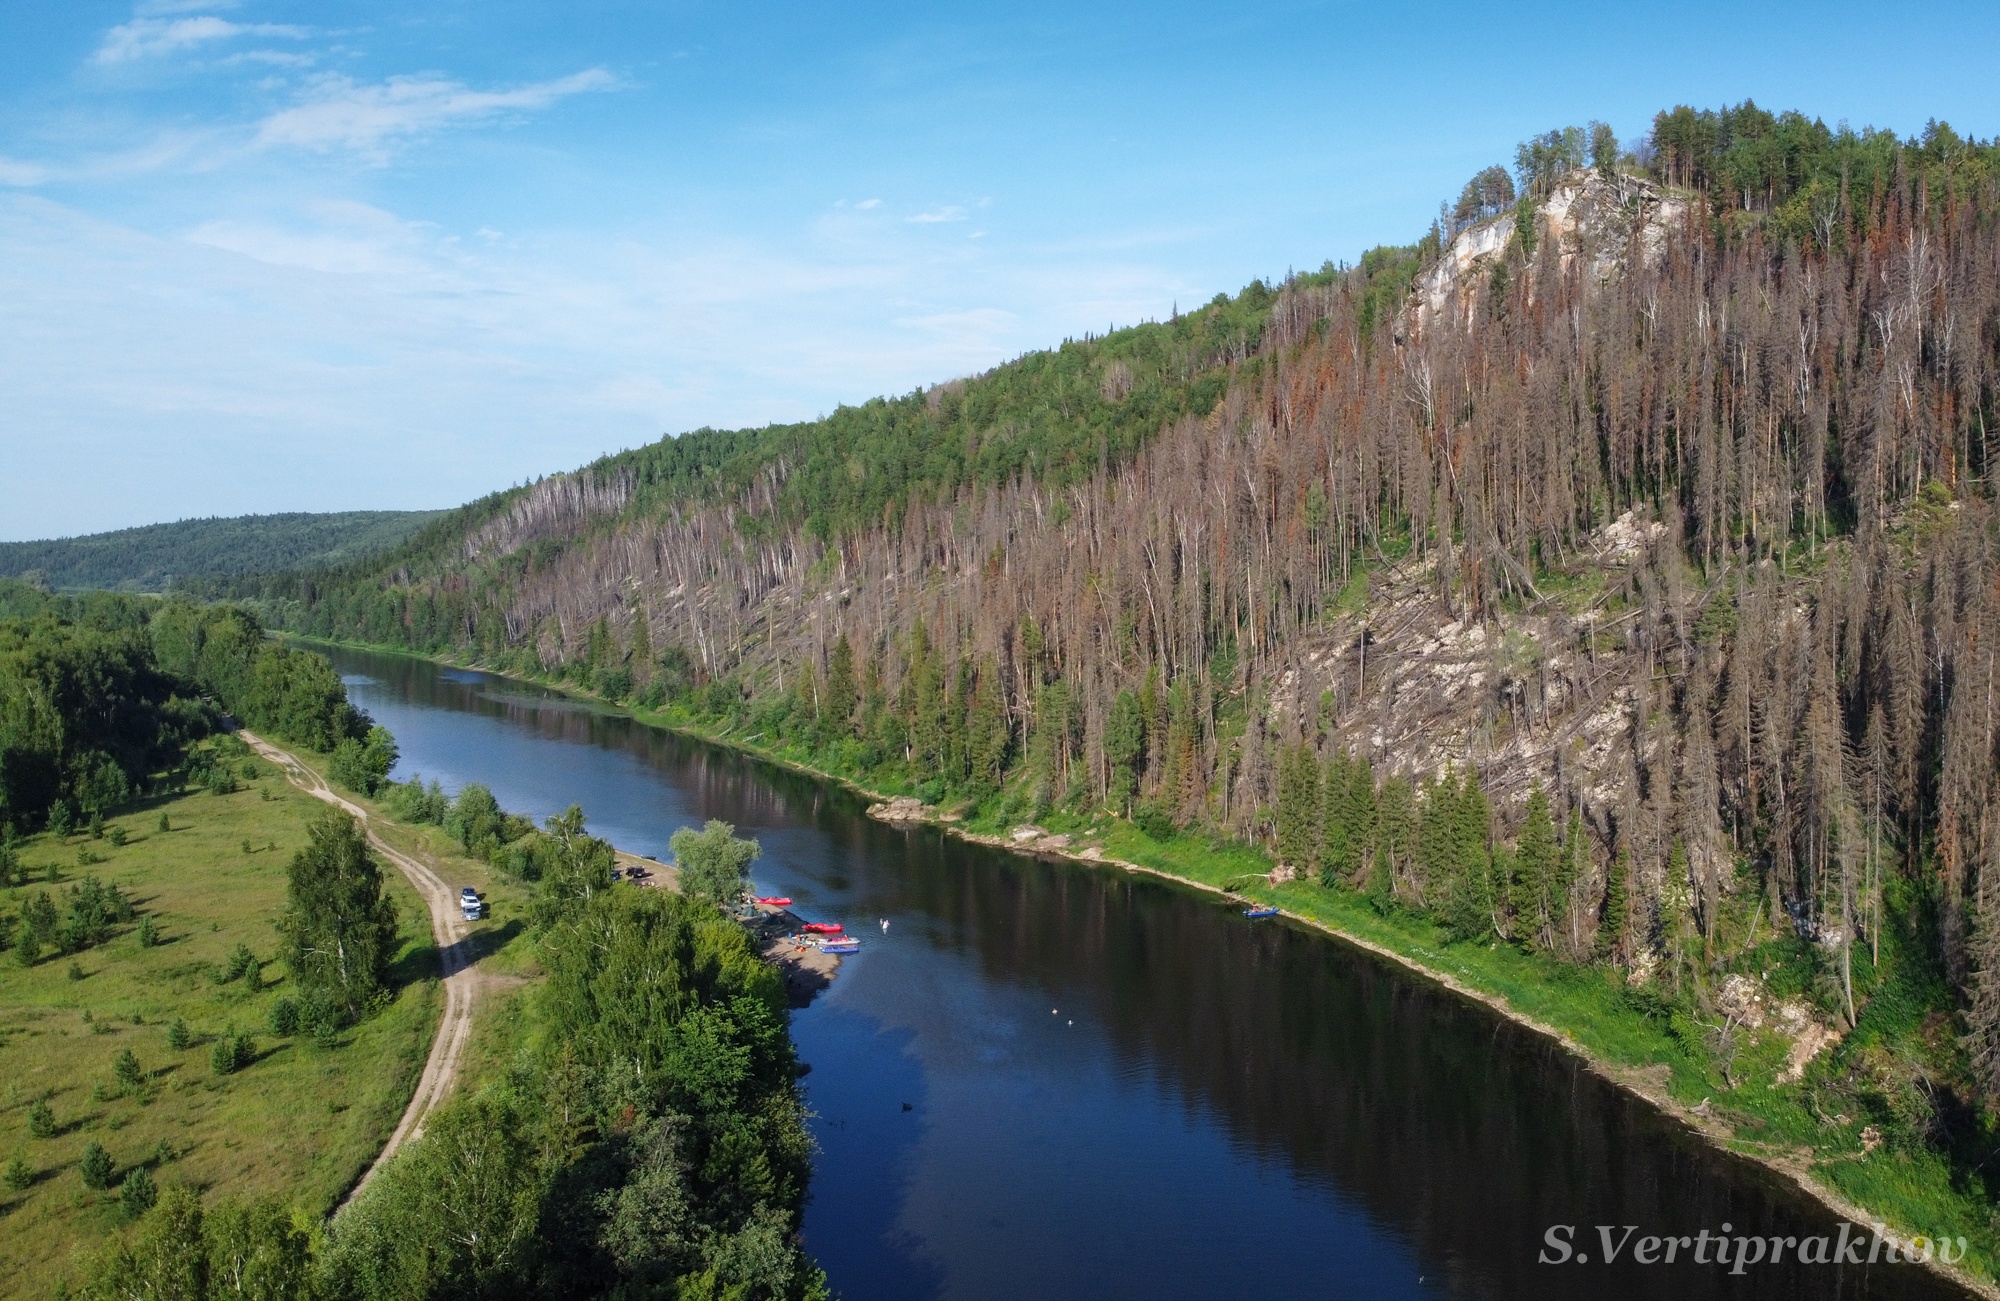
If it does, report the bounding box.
[238,730,483,1201]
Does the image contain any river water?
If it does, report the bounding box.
[328,645,1970,1301]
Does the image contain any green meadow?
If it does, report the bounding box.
[0,747,438,1297]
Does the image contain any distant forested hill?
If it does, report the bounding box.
[0,511,445,591]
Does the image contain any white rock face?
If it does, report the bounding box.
[1414,169,1691,329]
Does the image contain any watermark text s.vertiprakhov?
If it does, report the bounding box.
[1541,1222,1969,1274]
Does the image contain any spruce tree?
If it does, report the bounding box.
[1597,848,1632,964]
[824,635,858,737]
[1512,785,1559,950]
[1318,749,1352,880]
[1104,689,1144,814]
[80,1141,113,1190]
[1275,743,1320,870]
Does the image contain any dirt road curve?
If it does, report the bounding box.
[238,730,482,1202]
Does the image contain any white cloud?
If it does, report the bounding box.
[184,200,451,278]
[908,205,967,224]
[0,182,1192,538]
[0,157,51,186]
[136,0,243,13]
[94,16,307,65]
[226,49,316,69]
[252,69,616,158]
[855,197,881,210]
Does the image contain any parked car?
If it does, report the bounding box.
[460,887,482,918]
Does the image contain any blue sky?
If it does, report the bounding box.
[2,0,1995,540]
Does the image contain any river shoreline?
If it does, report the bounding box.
[298,634,1995,1299]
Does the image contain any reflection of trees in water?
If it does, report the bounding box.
[341,647,1962,1300]
[840,840,1960,1300]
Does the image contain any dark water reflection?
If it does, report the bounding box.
[328,646,1971,1301]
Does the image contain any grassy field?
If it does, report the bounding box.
[0,745,438,1298]
[269,745,547,1103]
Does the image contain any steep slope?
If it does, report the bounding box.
[0,510,445,591]
[238,104,2000,1253]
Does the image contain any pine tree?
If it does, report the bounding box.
[1512,785,1559,951]
[1318,749,1352,880]
[629,609,653,688]
[1275,743,1320,869]
[965,657,1010,793]
[1165,676,1201,821]
[1592,844,1624,956]
[1376,776,1415,902]
[824,635,858,738]
[1367,842,1395,913]
[80,1140,113,1190]
[1104,689,1144,814]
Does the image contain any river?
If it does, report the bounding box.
[327,645,1969,1301]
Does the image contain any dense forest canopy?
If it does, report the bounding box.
[0,510,444,592]
[0,581,370,831]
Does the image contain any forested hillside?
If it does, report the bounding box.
[0,510,444,592]
[232,102,2000,1257]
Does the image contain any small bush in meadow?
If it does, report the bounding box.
[119,1165,156,1219]
[79,1141,112,1190]
[165,1018,190,1050]
[210,1031,251,1076]
[27,1101,54,1139]
[223,943,257,983]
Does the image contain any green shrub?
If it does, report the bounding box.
[112,1048,143,1091]
[3,1157,29,1191]
[222,942,257,983]
[26,1101,54,1139]
[165,1018,190,1050]
[136,915,158,948]
[106,825,126,847]
[156,812,170,834]
[1132,800,1176,842]
[210,1031,251,1076]
[268,997,300,1036]
[119,1165,157,1219]
[79,1141,112,1190]
[66,961,84,982]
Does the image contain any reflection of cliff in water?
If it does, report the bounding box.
[333,647,1965,1301]
[838,830,1954,1299]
